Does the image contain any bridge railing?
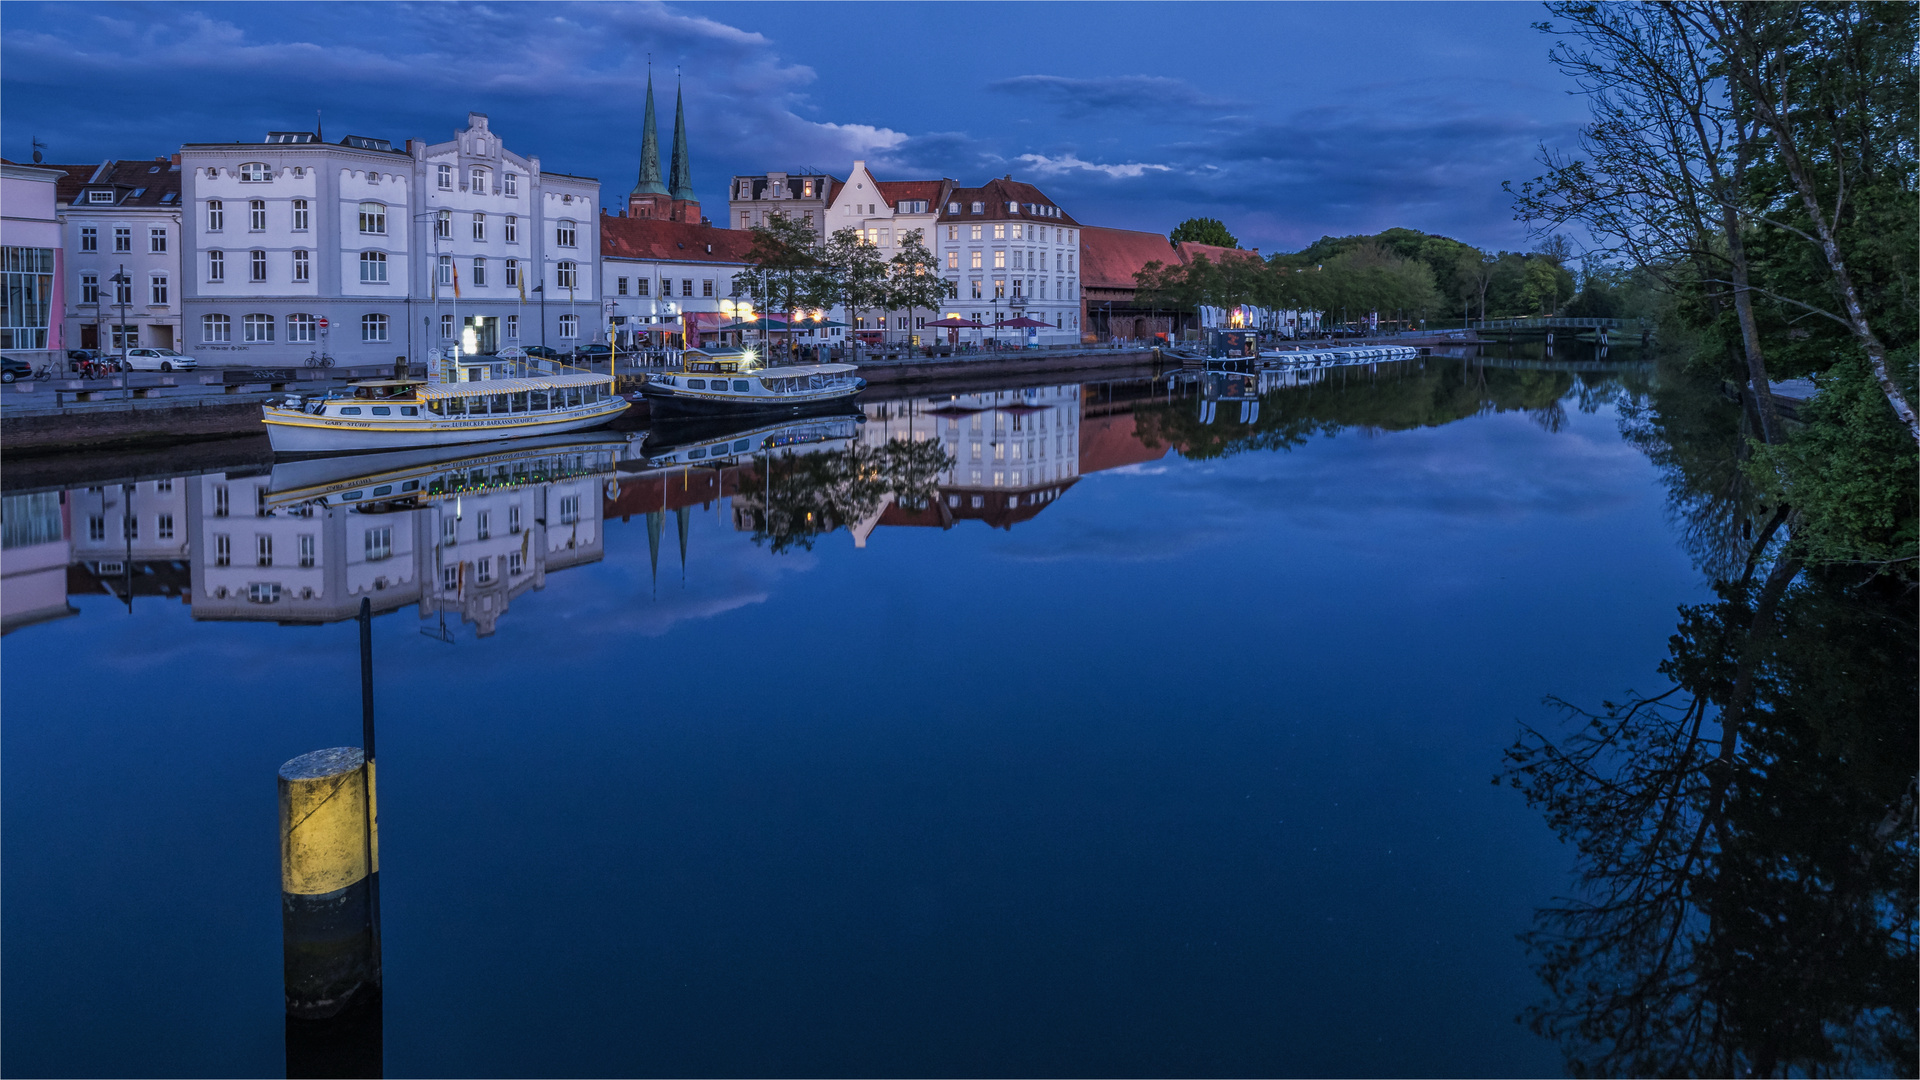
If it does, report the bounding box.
[1473,317,1643,331]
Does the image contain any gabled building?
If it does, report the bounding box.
[727,171,838,243]
[47,157,184,354]
[933,175,1081,346]
[823,161,952,344]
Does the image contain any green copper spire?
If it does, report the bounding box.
[632,74,667,197]
[667,82,695,203]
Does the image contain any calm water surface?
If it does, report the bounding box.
[0,355,1748,1076]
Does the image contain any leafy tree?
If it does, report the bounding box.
[818,227,889,364]
[884,228,955,351]
[1169,217,1237,248]
[732,213,822,364]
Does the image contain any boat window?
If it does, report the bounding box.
[372,485,393,497]
[343,490,363,500]
[511,392,529,413]
[734,439,751,451]
[488,395,506,414]
[688,447,706,459]
[372,406,391,416]
[686,378,705,389]
[531,390,548,410]
[402,406,418,416]
[733,380,750,392]
[339,406,362,415]
[401,480,418,492]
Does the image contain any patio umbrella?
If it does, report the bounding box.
[927,316,984,328]
[716,317,791,332]
[1000,316,1050,328]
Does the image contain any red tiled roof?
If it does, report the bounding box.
[1080,226,1178,290]
[601,216,760,264]
[1175,241,1262,265]
[43,159,181,209]
[936,176,1080,226]
[1078,412,1170,475]
[873,179,949,208]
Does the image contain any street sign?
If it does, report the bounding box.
[318,317,330,330]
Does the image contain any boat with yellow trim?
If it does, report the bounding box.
[638,346,864,418]
[262,369,628,454]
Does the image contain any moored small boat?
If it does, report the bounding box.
[638,346,864,418]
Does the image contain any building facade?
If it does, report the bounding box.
[727,171,838,243]
[822,161,949,345]
[177,113,598,368]
[627,76,701,225]
[932,175,1080,346]
[601,215,758,348]
[49,158,184,355]
[2,161,66,367]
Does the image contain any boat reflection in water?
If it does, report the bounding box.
[183,433,638,635]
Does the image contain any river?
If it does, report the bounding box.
[2,350,1909,1077]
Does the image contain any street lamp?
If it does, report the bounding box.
[533,283,546,350]
[110,265,131,402]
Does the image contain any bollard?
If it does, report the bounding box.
[279,746,379,1020]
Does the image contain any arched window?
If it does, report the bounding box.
[358,202,386,235]
[287,313,317,343]
[202,314,231,342]
[243,313,274,342]
[361,314,389,342]
[470,166,488,193]
[556,220,576,248]
[239,162,271,182]
[556,260,577,289]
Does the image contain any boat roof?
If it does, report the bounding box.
[417,372,612,400]
[745,363,858,377]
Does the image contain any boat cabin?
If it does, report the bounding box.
[680,347,758,375]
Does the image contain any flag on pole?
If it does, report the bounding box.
[517,275,526,303]
[452,262,461,300]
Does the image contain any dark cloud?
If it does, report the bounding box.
[988,74,1238,119]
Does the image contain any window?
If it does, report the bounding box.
[435,209,451,239]
[240,162,271,182]
[476,511,491,540]
[559,495,579,523]
[114,227,131,253]
[556,261,577,289]
[288,313,316,342]
[994,250,1006,269]
[299,534,315,567]
[80,226,97,251]
[948,202,961,214]
[504,173,518,196]
[246,250,264,282]
[358,201,386,234]
[506,314,518,339]
[293,249,310,281]
[740,211,751,228]
[114,275,133,305]
[88,514,105,541]
[476,557,493,584]
[803,211,814,228]
[617,277,629,296]
[247,582,280,604]
[122,514,138,541]
[702,279,714,297]
[472,257,486,286]
[437,164,453,190]
[249,200,266,230]
[361,313,388,341]
[970,279,982,299]
[442,565,459,591]
[559,314,578,338]
[970,251,983,270]
[508,551,524,576]
[150,275,168,305]
[993,278,1005,298]
[81,273,98,304]
[504,215,517,243]
[88,190,113,205]
[509,505,521,533]
[365,526,392,561]
[280,196,308,232]
[470,167,487,193]
[360,250,387,283]
[971,202,984,214]
[803,179,815,198]
[946,251,958,269]
[214,534,231,565]
[635,278,649,296]
[437,254,452,286]
[243,313,274,342]
[993,224,1006,240]
[970,225,983,241]
[256,534,274,567]
[680,278,693,297]
[149,227,167,253]
[203,313,231,342]
[110,323,138,348]
[157,514,175,540]
[556,220,576,247]
[439,314,454,339]
[504,259,519,287]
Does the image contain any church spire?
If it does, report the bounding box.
[667,80,695,203]
[632,73,667,197]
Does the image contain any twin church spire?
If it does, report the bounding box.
[629,72,700,222]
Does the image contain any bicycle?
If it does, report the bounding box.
[32,363,59,380]
[305,352,335,369]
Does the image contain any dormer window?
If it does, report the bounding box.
[1008,202,1020,213]
[802,180,814,198]
[971,202,984,214]
[739,180,752,198]
[293,167,305,178]
[948,201,960,214]
[240,162,271,182]
[87,190,113,204]
[206,167,218,179]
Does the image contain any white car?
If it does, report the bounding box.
[121,347,198,372]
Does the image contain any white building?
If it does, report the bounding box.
[46,158,184,356]
[823,162,950,347]
[177,113,598,368]
[932,176,1080,348]
[2,161,66,367]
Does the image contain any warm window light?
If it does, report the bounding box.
[461,327,479,354]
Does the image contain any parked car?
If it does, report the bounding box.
[1,354,33,383]
[66,348,102,366]
[120,347,198,372]
[522,345,565,361]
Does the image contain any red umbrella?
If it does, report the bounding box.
[927,316,984,328]
[1000,316,1050,328]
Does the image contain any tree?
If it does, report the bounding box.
[884,228,955,353]
[732,213,822,365]
[818,227,889,364]
[1170,217,1237,248]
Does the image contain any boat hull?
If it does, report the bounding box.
[639,380,864,418]
[262,401,629,455]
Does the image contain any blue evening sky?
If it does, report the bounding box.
[1,2,1586,254]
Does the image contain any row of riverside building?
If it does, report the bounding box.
[3,82,1303,371]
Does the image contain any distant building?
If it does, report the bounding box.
[600,215,760,348]
[177,112,598,368]
[626,76,701,225]
[1079,227,1289,341]
[727,171,838,243]
[932,175,1081,346]
[45,157,184,355]
[2,161,66,367]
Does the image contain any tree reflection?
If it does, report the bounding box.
[1506,495,1916,1070]
[732,438,955,553]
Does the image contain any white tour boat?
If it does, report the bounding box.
[262,369,629,454]
[638,346,864,418]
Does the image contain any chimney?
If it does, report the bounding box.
[169,153,181,167]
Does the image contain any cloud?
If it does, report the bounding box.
[1014,153,1175,181]
[989,74,1237,119]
